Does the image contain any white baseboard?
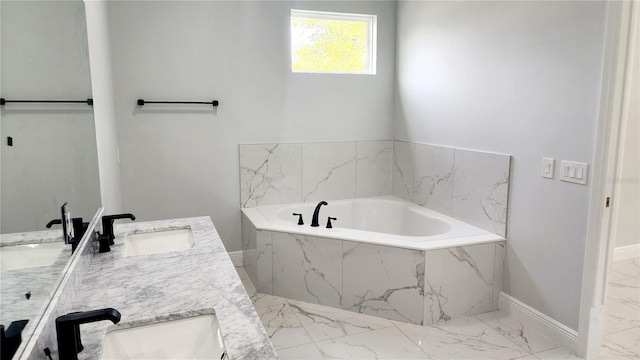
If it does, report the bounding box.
[499,292,578,352]
[613,244,640,262]
[228,250,244,267]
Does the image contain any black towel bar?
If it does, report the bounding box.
[137,99,219,107]
[0,98,93,106]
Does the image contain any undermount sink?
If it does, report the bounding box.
[123,228,194,257]
[0,242,65,271]
[100,314,226,359]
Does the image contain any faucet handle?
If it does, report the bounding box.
[326,217,337,229]
[292,213,304,225]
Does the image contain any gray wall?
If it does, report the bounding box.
[1,1,101,233]
[394,1,607,330]
[103,1,396,251]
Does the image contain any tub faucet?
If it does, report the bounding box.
[311,201,328,227]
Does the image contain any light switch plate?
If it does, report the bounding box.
[542,158,555,179]
[560,160,588,185]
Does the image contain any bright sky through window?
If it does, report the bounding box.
[291,10,376,74]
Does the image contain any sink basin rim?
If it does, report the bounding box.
[100,309,226,360]
[122,228,195,257]
[0,241,66,271]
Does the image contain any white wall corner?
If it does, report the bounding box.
[499,292,579,353]
[228,250,244,267]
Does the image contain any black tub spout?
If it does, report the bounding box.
[311,201,328,227]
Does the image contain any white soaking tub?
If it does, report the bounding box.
[241,196,506,326]
[243,196,504,251]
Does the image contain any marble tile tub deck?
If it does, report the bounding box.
[236,267,583,360]
[58,217,277,360]
[243,205,506,327]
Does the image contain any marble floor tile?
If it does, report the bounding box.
[607,274,640,311]
[512,355,540,360]
[315,326,431,359]
[612,258,640,279]
[277,343,326,360]
[609,270,635,283]
[288,298,394,342]
[256,302,314,350]
[251,293,288,309]
[395,315,530,359]
[531,347,582,359]
[603,326,640,358]
[595,340,639,360]
[476,311,559,353]
[604,290,640,335]
[600,256,640,358]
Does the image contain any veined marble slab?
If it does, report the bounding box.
[240,143,302,208]
[356,141,393,197]
[301,142,357,202]
[423,243,497,325]
[392,141,415,202]
[272,232,342,307]
[413,143,454,215]
[33,217,278,360]
[391,141,511,237]
[342,241,425,324]
[452,148,511,237]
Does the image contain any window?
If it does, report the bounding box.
[290,9,377,74]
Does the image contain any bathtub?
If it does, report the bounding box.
[244,196,503,251]
[241,196,506,326]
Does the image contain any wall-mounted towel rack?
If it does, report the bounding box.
[137,99,219,107]
[0,98,93,106]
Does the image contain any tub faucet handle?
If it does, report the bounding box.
[292,213,304,225]
[326,217,337,229]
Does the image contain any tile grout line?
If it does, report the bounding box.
[389,320,434,359]
[281,297,317,353]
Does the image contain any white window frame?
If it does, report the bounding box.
[290,9,377,75]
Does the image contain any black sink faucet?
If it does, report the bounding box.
[56,308,121,360]
[47,218,89,253]
[97,213,136,253]
[1,319,29,360]
[311,201,328,227]
[46,219,62,228]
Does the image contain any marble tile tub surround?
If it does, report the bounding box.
[240,140,510,237]
[393,141,512,237]
[248,225,505,326]
[239,141,393,207]
[24,217,277,360]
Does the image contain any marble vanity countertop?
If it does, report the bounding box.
[0,229,63,246]
[68,217,278,360]
[0,230,70,347]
